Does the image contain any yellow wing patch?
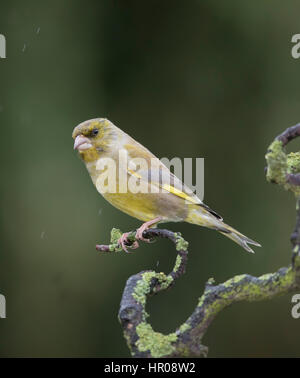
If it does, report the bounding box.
[127,169,142,179]
[161,184,200,204]
[127,168,200,204]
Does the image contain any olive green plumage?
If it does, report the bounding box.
[72,118,260,253]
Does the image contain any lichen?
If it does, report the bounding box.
[174,233,189,251]
[108,243,121,252]
[174,255,182,272]
[156,274,173,290]
[294,254,300,270]
[179,322,191,333]
[206,277,215,285]
[287,152,300,175]
[132,271,173,312]
[265,139,300,196]
[110,228,123,244]
[132,271,157,307]
[220,271,295,301]
[259,273,273,281]
[106,228,123,252]
[198,294,205,307]
[265,140,287,185]
[136,323,177,358]
[222,274,247,287]
[198,268,296,313]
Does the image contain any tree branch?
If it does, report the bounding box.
[96,123,300,358]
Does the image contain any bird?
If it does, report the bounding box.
[72,118,261,253]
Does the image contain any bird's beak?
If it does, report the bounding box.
[74,135,92,151]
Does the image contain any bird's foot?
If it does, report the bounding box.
[118,217,162,252]
[118,232,139,253]
[135,224,152,243]
[135,217,163,243]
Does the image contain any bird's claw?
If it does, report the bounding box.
[135,227,151,243]
[118,232,139,253]
[118,220,159,252]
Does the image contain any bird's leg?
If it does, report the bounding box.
[135,217,163,242]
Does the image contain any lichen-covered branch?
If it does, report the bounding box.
[97,228,192,357]
[96,123,300,358]
[265,122,300,195]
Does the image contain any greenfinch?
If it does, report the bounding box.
[72,118,260,253]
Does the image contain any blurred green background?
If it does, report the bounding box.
[1,0,300,357]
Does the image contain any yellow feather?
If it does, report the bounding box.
[161,184,200,205]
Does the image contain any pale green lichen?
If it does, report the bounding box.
[220,270,295,301]
[155,274,173,291]
[133,271,173,311]
[287,152,300,197]
[198,269,296,311]
[259,273,273,281]
[265,139,300,196]
[108,243,121,252]
[222,274,247,288]
[110,228,123,243]
[179,322,191,333]
[106,228,123,252]
[293,243,300,268]
[136,323,177,358]
[174,233,189,251]
[132,271,157,307]
[287,152,300,175]
[198,294,205,307]
[174,255,182,272]
[206,277,215,285]
[294,254,300,270]
[265,140,287,186]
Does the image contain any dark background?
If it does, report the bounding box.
[0,0,300,357]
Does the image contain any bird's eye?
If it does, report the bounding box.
[91,128,99,137]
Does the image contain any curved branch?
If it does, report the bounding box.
[96,122,300,358]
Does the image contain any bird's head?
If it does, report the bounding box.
[72,118,115,162]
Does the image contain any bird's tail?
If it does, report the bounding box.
[185,206,261,253]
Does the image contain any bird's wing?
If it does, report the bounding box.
[123,141,202,205]
[123,139,223,220]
